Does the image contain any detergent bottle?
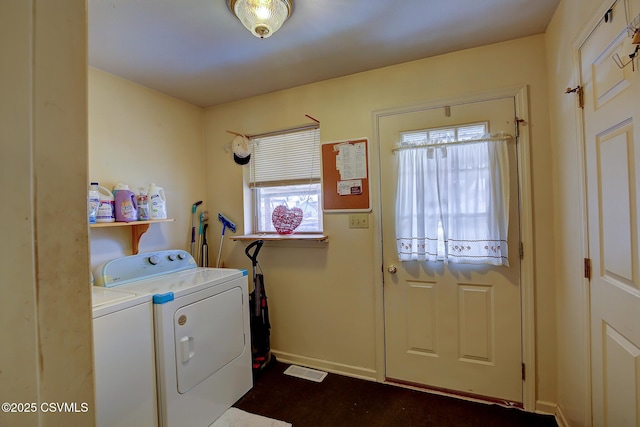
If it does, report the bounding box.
[137,187,149,221]
[114,184,138,222]
[88,182,100,224]
[148,183,167,219]
[96,185,115,223]
[113,182,128,197]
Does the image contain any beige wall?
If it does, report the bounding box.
[0,1,94,426]
[204,34,557,406]
[88,68,206,268]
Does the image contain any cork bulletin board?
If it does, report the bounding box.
[321,138,371,212]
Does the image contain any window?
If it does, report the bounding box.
[399,122,487,145]
[249,127,322,233]
[395,122,511,266]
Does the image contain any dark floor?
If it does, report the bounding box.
[234,361,558,427]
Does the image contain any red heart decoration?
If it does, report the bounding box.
[272,205,303,235]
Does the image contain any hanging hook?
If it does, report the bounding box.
[604,8,613,23]
[226,129,247,138]
[611,11,640,71]
[305,114,320,124]
[612,45,639,71]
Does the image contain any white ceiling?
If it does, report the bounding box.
[88,0,559,107]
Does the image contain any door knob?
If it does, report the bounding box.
[387,264,397,274]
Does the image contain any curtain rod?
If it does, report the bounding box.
[392,134,513,153]
[248,123,319,139]
[226,122,320,141]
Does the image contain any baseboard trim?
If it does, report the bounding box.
[536,400,557,415]
[535,400,569,427]
[270,350,377,382]
[554,404,570,427]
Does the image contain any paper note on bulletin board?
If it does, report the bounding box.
[321,138,371,212]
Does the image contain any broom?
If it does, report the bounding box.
[216,213,236,267]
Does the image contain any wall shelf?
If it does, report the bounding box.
[90,219,174,254]
[231,234,329,249]
[231,233,327,242]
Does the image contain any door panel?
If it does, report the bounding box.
[458,284,494,363]
[580,1,640,425]
[406,281,437,355]
[380,98,522,402]
[599,125,635,284]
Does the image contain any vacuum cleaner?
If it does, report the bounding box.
[245,239,276,376]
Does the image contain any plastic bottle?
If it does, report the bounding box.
[114,184,138,222]
[137,187,149,221]
[113,182,127,197]
[88,182,100,224]
[96,185,115,223]
[148,183,167,219]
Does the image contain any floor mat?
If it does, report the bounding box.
[211,407,292,427]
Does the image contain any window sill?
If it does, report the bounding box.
[231,233,328,242]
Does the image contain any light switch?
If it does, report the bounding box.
[349,214,369,229]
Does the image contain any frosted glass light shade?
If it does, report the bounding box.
[228,0,293,39]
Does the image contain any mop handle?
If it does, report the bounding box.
[190,201,202,257]
[216,224,226,268]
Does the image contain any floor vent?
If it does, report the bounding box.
[283,365,328,383]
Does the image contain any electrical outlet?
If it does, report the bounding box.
[349,214,369,229]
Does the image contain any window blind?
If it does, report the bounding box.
[250,128,321,187]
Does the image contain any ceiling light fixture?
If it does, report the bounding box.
[227,0,293,39]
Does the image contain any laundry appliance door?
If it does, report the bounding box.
[174,286,246,393]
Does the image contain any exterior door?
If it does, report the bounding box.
[579,1,640,425]
[380,97,523,403]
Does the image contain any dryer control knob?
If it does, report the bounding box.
[168,254,177,261]
[148,255,160,265]
[177,253,186,260]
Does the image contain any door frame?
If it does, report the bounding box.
[370,85,536,410]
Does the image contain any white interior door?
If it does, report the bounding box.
[380,97,522,403]
[580,1,640,425]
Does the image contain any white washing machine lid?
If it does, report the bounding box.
[91,287,151,318]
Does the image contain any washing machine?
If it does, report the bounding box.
[94,250,252,427]
[92,286,157,427]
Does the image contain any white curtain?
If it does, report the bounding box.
[395,134,510,266]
